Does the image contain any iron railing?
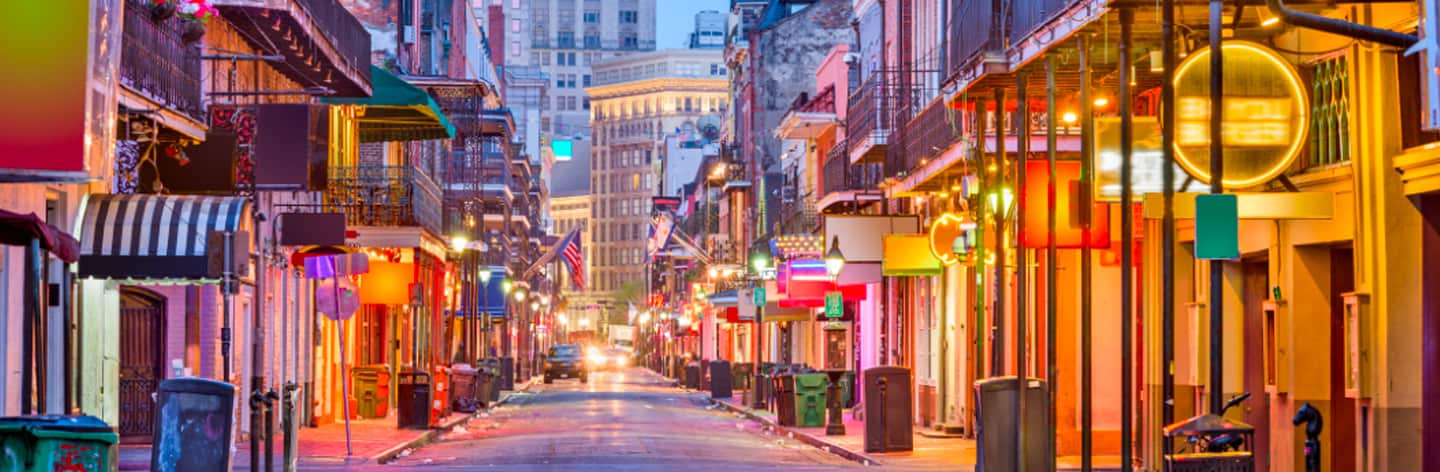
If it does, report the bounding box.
[325,166,443,235]
[1010,0,1073,46]
[789,85,837,115]
[946,0,1004,81]
[849,70,937,155]
[121,0,204,123]
[891,98,966,176]
[822,139,885,196]
[295,0,371,80]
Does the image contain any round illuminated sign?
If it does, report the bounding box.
[929,213,966,266]
[1173,42,1309,189]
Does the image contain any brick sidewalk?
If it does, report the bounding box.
[120,377,539,471]
[712,395,1122,471]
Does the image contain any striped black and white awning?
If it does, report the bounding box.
[78,194,251,279]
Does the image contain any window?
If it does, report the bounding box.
[558,31,575,49]
[583,97,590,110]
[620,10,638,23]
[622,35,638,50]
[584,35,601,49]
[542,52,551,65]
[711,64,722,76]
[510,41,520,56]
[582,75,591,87]
[583,11,599,24]
[542,96,551,110]
[530,52,541,65]
[511,19,521,32]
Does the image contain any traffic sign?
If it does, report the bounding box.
[754,287,766,305]
[825,291,842,318]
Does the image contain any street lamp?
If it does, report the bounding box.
[751,245,772,276]
[477,266,493,364]
[824,236,846,278]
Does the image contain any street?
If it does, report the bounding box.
[370,368,855,471]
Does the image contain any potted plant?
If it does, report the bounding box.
[177,0,217,44]
[151,0,177,22]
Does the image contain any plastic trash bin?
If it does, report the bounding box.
[149,378,236,471]
[709,360,733,399]
[0,415,118,472]
[772,372,797,426]
[451,365,480,412]
[500,356,515,391]
[685,362,702,390]
[794,373,829,427]
[731,363,753,391]
[480,359,502,403]
[350,365,390,419]
[396,371,432,429]
[975,376,1052,472]
[863,366,914,453]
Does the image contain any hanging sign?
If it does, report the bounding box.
[825,291,843,318]
[1021,161,1112,248]
[1174,42,1310,189]
[928,213,968,266]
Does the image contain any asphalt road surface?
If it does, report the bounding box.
[364,367,856,471]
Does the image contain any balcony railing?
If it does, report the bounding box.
[823,140,884,196]
[789,85,836,115]
[946,0,1004,80]
[890,98,965,176]
[325,166,443,235]
[849,70,936,161]
[214,0,372,96]
[121,0,203,123]
[1011,0,1074,46]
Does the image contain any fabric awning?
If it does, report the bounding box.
[707,290,738,307]
[78,194,251,279]
[323,66,457,143]
[0,209,79,262]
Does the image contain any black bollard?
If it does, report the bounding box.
[1293,403,1324,472]
[265,389,279,471]
[249,390,265,472]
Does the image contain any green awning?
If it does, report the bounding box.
[323,66,457,143]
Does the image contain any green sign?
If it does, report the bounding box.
[1195,194,1239,260]
[825,291,843,318]
[754,287,766,305]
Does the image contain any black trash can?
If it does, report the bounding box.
[863,366,913,453]
[699,360,711,390]
[709,360,733,399]
[500,356,515,391]
[473,366,495,408]
[396,371,432,429]
[685,362,702,390]
[732,363,752,391]
[974,376,1051,472]
[480,359,501,403]
[151,377,236,471]
[772,372,797,426]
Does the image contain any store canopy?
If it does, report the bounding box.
[707,290,738,307]
[77,194,251,279]
[0,209,79,263]
[323,65,457,143]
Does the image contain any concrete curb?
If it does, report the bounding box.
[708,397,881,467]
[373,376,542,464]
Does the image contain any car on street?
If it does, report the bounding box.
[544,344,588,384]
[586,346,632,371]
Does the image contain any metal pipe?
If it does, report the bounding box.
[992,86,1006,378]
[1119,8,1135,471]
[1015,70,1030,471]
[972,95,989,436]
[1208,0,1226,416]
[1045,54,1059,469]
[1265,0,1415,48]
[1079,33,1095,472]
[1162,0,1179,446]
[223,230,235,383]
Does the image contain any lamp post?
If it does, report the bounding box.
[822,236,848,436]
[478,266,492,364]
[750,245,771,410]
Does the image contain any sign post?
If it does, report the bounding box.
[306,254,368,457]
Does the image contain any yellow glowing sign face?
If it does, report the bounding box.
[928,212,966,266]
[1174,42,1309,189]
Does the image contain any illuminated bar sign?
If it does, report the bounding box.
[1174,42,1310,189]
[1094,117,1189,202]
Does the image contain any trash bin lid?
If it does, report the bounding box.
[794,374,828,389]
[158,377,237,396]
[0,415,118,444]
[973,376,1046,392]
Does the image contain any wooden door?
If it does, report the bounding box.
[118,287,166,443]
[1242,261,1271,471]
[1329,248,1356,472]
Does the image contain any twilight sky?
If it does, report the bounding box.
[656,0,729,49]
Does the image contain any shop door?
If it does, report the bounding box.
[1329,247,1356,472]
[1242,261,1272,471]
[118,287,166,443]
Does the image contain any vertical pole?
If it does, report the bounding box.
[336,283,352,456]
[1161,0,1179,448]
[1045,54,1059,469]
[21,238,40,415]
[1015,71,1030,472]
[1119,8,1136,471]
[991,86,1006,378]
[974,95,989,382]
[224,230,235,383]
[1079,33,1095,472]
[1207,0,1226,416]
[253,200,266,435]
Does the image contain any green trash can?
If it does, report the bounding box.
[352,366,384,419]
[0,415,118,472]
[794,373,829,427]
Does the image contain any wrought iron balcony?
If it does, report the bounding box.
[890,98,964,177]
[1011,0,1074,47]
[121,0,204,124]
[213,0,372,97]
[822,139,884,205]
[848,70,932,164]
[945,0,1006,82]
[325,165,443,235]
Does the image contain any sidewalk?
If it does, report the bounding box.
[710,395,1122,471]
[119,377,539,471]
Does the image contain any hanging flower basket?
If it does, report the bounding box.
[176,0,217,44]
[151,0,177,22]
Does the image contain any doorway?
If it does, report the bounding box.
[118,287,166,443]
[1329,247,1356,472]
[1242,260,1272,471]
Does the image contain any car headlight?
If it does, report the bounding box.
[587,354,606,365]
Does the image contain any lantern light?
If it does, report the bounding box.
[824,236,846,278]
[478,267,493,285]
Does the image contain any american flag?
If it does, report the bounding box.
[559,228,585,290]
